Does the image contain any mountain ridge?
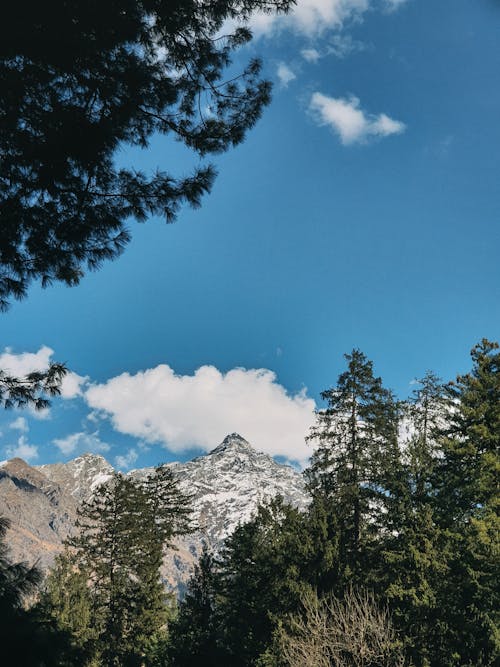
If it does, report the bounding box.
[0,433,308,592]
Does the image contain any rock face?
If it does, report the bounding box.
[0,434,308,592]
[0,458,78,570]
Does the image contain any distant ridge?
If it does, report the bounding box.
[0,434,308,592]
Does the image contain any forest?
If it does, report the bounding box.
[1,340,498,667]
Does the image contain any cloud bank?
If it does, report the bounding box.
[248,0,370,37]
[242,0,407,38]
[309,92,406,144]
[85,365,316,464]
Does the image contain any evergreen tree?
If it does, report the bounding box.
[305,349,399,584]
[432,340,500,665]
[60,467,193,666]
[0,0,291,309]
[39,551,99,665]
[216,497,313,666]
[0,516,77,666]
[168,544,223,667]
[377,373,449,666]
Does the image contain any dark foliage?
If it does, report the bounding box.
[0,0,291,309]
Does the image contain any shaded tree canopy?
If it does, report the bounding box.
[0,0,291,309]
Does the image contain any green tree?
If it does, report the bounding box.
[376,373,449,666]
[0,516,77,666]
[39,551,99,665]
[168,544,224,667]
[305,349,400,584]
[215,497,313,666]
[62,467,193,666]
[431,340,500,666]
[0,0,291,310]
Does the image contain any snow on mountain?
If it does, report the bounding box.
[39,453,115,501]
[1,434,309,592]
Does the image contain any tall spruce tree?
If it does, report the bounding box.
[57,467,193,666]
[168,544,223,667]
[305,349,399,583]
[432,340,500,666]
[377,372,449,667]
[216,497,314,666]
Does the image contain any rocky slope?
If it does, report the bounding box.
[0,434,308,592]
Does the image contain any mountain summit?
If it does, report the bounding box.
[209,432,253,455]
[1,434,308,592]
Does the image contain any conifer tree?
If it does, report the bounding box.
[38,551,99,665]
[217,497,313,666]
[60,467,193,666]
[378,372,449,666]
[0,516,76,666]
[432,340,500,665]
[305,349,399,583]
[0,0,292,310]
[168,544,223,667]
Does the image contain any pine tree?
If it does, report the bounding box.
[216,497,314,666]
[38,551,99,665]
[62,467,193,666]
[0,516,77,666]
[0,361,66,410]
[305,349,400,583]
[374,372,449,666]
[432,340,500,665]
[0,0,291,309]
[168,544,223,667]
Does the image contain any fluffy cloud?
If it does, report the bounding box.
[309,92,406,144]
[5,435,38,461]
[59,372,88,399]
[301,47,321,62]
[85,364,316,464]
[115,449,138,470]
[52,431,111,456]
[247,0,370,37]
[9,416,29,432]
[277,62,297,87]
[0,345,54,377]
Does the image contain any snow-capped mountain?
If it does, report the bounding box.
[0,434,308,592]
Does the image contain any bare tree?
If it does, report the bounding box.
[277,587,406,667]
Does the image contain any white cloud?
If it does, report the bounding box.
[247,0,370,37]
[328,33,366,58]
[26,405,52,420]
[301,35,364,63]
[52,431,111,456]
[309,92,406,144]
[115,449,138,470]
[0,345,53,377]
[5,435,38,461]
[301,47,321,62]
[9,416,29,433]
[277,62,297,87]
[384,0,408,11]
[85,364,316,464]
[59,372,88,399]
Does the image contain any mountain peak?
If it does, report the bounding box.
[210,433,253,455]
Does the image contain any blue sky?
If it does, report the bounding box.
[1,0,499,468]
